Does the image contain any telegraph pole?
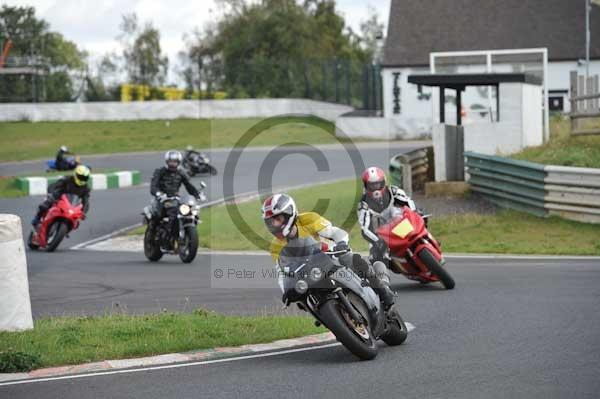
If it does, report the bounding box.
[586,0,590,79]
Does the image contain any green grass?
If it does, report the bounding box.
[157,178,600,255]
[0,309,325,371]
[0,169,117,198]
[0,116,375,162]
[0,177,26,198]
[511,115,600,168]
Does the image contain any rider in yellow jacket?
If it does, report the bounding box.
[262,193,395,308]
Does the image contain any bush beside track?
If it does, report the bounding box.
[511,116,600,168]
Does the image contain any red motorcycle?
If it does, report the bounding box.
[28,194,84,252]
[373,206,455,289]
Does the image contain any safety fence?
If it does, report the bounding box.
[389,147,433,196]
[569,71,600,136]
[465,152,600,224]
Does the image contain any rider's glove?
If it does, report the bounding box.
[156,191,167,202]
[197,192,207,202]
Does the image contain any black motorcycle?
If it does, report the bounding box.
[182,152,217,176]
[142,195,202,263]
[280,237,408,360]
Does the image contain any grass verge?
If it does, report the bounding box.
[176,178,600,255]
[0,116,379,162]
[511,115,600,168]
[0,309,325,371]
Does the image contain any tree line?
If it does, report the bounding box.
[0,0,383,102]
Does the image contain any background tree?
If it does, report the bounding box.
[119,13,168,87]
[182,0,371,99]
[0,5,85,102]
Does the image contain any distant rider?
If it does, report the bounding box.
[183,145,201,163]
[262,193,395,309]
[149,150,206,223]
[55,145,75,170]
[31,165,91,228]
[357,166,418,263]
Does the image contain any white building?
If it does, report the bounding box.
[337,0,600,140]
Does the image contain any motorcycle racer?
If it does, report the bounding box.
[357,166,418,263]
[262,193,395,308]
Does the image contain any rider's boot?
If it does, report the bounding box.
[352,254,396,309]
[372,261,396,309]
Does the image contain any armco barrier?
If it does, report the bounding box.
[16,170,141,196]
[389,147,433,195]
[465,152,600,223]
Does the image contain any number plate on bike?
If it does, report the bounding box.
[392,219,414,238]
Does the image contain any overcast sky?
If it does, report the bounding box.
[2,0,391,84]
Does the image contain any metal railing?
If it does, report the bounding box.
[465,152,600,224]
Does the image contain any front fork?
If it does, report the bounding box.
[177,215,198,240]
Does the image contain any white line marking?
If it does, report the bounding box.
[70,223,143,250]
[0,343,341,386]
[0,321,417,386]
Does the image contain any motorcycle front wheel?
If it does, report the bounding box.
[178,226,198,263]
[319,296,378,360]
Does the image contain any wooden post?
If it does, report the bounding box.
[570,71,578,133]
[594,75,599,111]
[587,76,594,112]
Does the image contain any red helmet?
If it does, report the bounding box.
[262,194,297,239]
[362,166,387,200]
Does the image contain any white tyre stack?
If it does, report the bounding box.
[0,214,34,331]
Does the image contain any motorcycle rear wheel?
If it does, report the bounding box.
[27,231,39,250]
[319,296,378,360]
[419,248,455,289]
[381,305,408,346]
[144,226,163,261]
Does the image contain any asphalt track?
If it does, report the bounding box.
[0,142,422,248]
[4,255,600,398]
[2,143,600,398]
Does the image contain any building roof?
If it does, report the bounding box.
[382,0,600,67]
[408,73,543,88]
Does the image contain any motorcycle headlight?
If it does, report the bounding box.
[179,204,191,215]
[295,279,308,294]
[309,267,323,282]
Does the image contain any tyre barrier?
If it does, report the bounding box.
[16,170,142,196]
[0,214,34,331]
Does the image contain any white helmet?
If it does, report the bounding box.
[262,193,298,238]
[164,150,183,170]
